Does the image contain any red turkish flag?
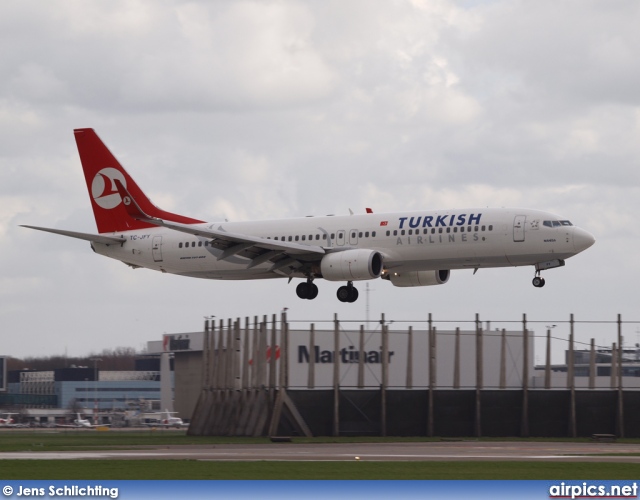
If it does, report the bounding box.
[380,221,388,226]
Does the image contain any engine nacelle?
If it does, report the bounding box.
[386,270,450,287]
[320,249,383,281]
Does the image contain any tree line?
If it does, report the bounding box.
[6,347,138,372]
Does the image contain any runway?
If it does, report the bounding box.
[2,441,640,462]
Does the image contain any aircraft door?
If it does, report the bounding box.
[513,215,526,242]
[349,229,359,246]
[152,236,163,262]
[336,230,346,246]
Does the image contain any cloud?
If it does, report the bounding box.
[1,0,639,357]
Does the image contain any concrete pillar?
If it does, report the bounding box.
[357,325,365,389]
[406,326,413,389]
[475,313,482,438]
[333,313,340,437]
[453,327,460,389]
[589,338,595,390]
[617,314,624,438]
[160,352,173,412]
[308,324,315,389]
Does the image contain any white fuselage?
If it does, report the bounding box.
[92,208,593,281]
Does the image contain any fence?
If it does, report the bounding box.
[187,313,640,437]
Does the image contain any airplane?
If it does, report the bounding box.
[147,410,188,428]
[0,413,18,427]
[160,410,187,428]
[57,413,110,429]
[21,129,595,303]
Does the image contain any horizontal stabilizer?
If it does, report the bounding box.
[20,225,125,245]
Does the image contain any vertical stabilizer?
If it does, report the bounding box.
[74,128,203,233]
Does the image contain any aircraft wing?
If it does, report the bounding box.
[114,180,326,272]
[20,226,126,245]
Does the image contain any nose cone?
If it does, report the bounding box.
[573,227,596,254]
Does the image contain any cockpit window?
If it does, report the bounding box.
[543,220,573,227]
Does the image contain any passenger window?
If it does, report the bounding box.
[474,226,479,232]
[365,232,369,237]
[359,232,363,238]
[331,233,335,239]
[192,242,196,247]
[460,227,465,233]
[488,225,493,231]
[372,231,376,237]
[393,230,398,236]
[316,235,320,240]
[322,234,327,240]
[438,228,443,234]
[301,235,306,241]
[446,228,450,233]
[481,225,486,231]
[198,241,202,247]
[386,231,390,236]
[179,243,183,248]
[431,228,436,234]
[351,232,356,238]
[453,227,457,233]
[295,236,299,241]
[288,236,292,242]
[401,230,405,236]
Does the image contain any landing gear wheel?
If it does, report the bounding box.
[532,276,546,288]
[337,282,359,303]
[296,282,310,299]
[337,286,350,302]
[307,283,319,300]
[297,281,319,300]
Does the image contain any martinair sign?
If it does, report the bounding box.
[157,328,531,389]
[287,329,532,389]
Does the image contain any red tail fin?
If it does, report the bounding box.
[74,129,203,233]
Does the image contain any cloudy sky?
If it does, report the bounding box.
[2,0,639,361]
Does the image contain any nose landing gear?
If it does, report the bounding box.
[532,272,546,288]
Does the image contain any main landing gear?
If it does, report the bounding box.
[296,279,319,300]
[532,271,546,288]
[337,281,359,303]
[295,280,360,302]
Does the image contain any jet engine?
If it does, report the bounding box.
[320,249,383,281]
[385,270,450,287]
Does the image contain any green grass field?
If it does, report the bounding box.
[1,431,639,480]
